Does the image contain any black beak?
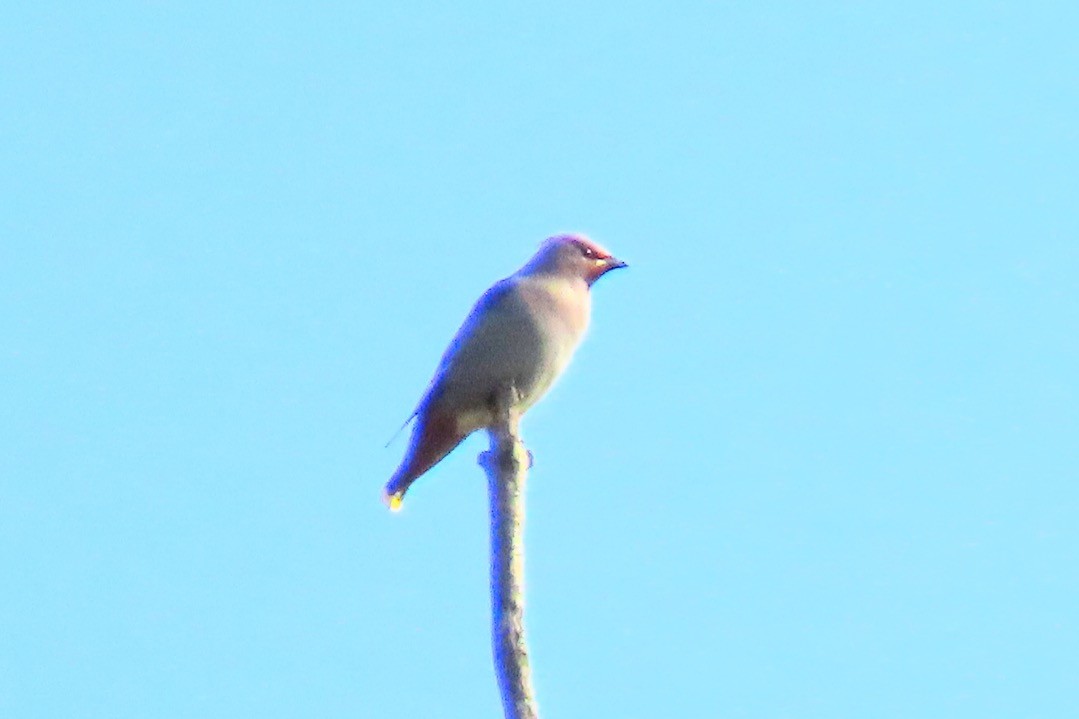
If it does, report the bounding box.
[605,257,628,271]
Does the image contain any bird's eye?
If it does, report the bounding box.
[580,245,597,259]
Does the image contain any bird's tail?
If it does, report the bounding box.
[381,411,468,512]
[381,481,407,512]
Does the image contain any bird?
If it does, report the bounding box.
[382,233,627,511]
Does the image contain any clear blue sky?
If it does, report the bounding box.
[2,3,1077,718]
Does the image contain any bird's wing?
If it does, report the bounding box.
[407,277,519,414]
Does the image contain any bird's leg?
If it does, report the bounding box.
[481,383,531,470]
[480,382,526,473]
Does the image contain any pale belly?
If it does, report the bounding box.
[436,279,588,432]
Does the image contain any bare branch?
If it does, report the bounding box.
[478,383,539,719]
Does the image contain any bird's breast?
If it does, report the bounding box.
[432,276,591,430]
[511,278,589,400]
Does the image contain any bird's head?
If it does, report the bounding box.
[522,233,628,286]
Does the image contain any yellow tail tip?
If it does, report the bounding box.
[383,489,404,512]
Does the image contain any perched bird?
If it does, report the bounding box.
[382,234,627,511]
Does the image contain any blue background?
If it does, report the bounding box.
[2,3,1076,717]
